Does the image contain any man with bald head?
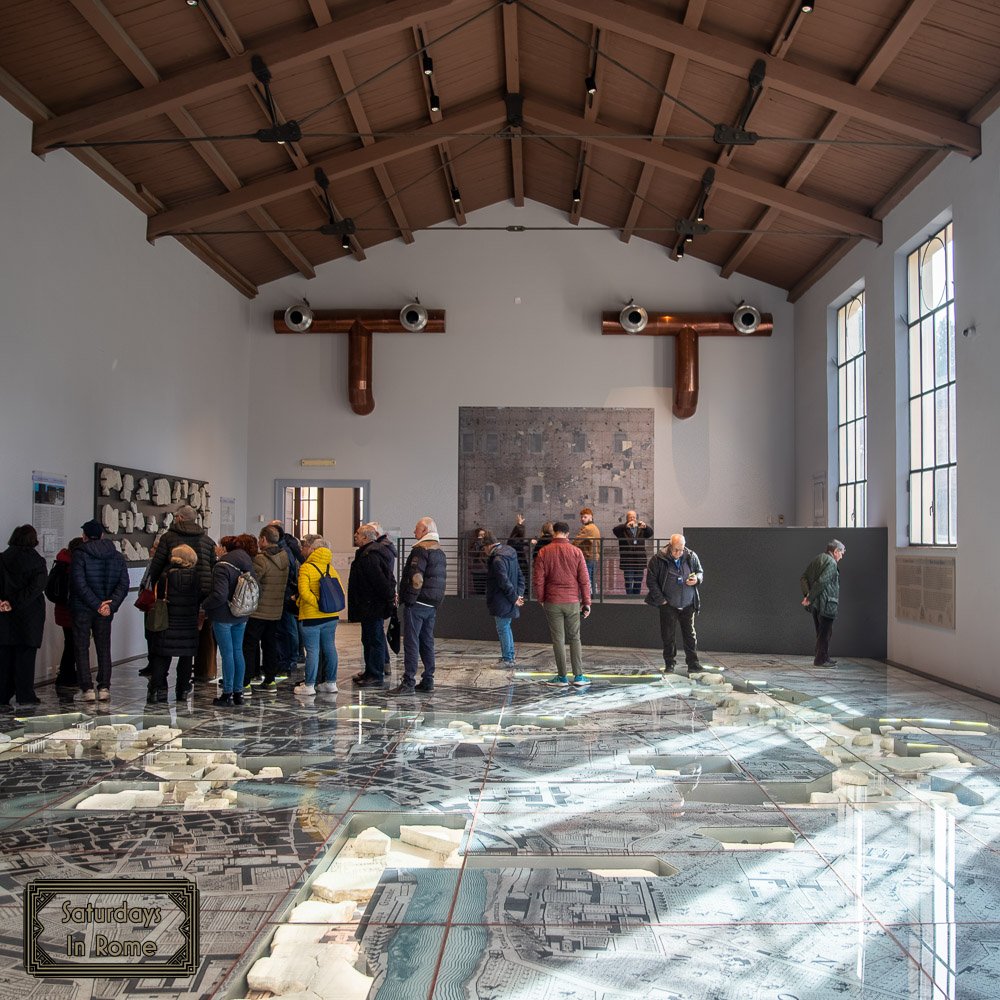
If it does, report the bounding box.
[391,516,447,694]
[645,533,704,675]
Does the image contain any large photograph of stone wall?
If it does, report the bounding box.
[458,407,654,541]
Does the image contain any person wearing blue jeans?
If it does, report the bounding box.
[213,619,247,700]
[482,530,525,665]
[202,536,256,706]
[391,517,447,695]
[295,535,343,696]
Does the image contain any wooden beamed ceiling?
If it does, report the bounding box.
[2,0,998,299]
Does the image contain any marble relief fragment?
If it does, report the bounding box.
[101,503,119,534]
[152,478,171,505]
[135,477,150,500]
[99,467,122,495]
[119,473,134,501]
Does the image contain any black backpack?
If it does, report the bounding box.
[45,561,71,605]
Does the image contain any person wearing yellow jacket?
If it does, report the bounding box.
[295,535,342,696]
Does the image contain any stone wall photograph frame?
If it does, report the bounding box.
[93,463,210,567]
[458,407,654,541]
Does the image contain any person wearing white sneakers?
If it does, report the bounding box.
[295,535,342,697]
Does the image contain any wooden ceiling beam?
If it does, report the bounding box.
[531,0,980,156]
[32,0,481,154]
[721,0,938,279]
[414,25,466,226]
[67,0,316,277]
[502,0,523,206]
[526,99,881,241]
[147,98,506,240]
[568,25,604,225]
[0,64,257,297]
[196,0,365,263]
[308,0,414,245]
[620,0,706,244]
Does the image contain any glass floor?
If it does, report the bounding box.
[1,627,997,999]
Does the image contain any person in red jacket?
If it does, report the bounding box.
[533,521,591,688]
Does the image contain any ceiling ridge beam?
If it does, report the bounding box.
[525,99,881,241]
[620,0,706,243]
[32,0,482,154]
[530,0,979,156]
[502,1,524,206]
[0,63,257,297]
[68,0,315,278]
[721,0,938,279]
[147,98,507,240]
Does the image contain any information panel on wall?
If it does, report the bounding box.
[895,554,956,629]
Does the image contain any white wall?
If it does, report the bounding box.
[248,200,796,539]
[792,109,1000,696]
[0,100,250,671]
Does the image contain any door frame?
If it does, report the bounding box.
[273,479,372,532]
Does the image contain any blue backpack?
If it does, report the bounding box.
[316,564,346,614]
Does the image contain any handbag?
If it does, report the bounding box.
[386,607,401,654]
[134,566,156,611]
[145,577,169,633]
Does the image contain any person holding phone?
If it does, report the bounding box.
[645,533,704,675]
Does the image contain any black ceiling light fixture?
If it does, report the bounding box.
[451,186,462,205]
[429,91,441,112]
[422,55,434,76]
[584,74,597,95]
[572,187,582,205]
[801,1,814,11]
[251,55,301,145]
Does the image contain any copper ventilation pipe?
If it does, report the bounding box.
[601,311,773,418]
[274,309,445,415]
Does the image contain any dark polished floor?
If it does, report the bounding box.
[1,626,997,999]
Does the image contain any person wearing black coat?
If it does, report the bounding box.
[484,532,525,665]
[71,520,129,701]
[0,525,47,707]
[202,538,256,706]
[146,506,217,599]
[612,511,653,596]
[507,515,530,583]
[348,524,396,688]
[146,545,201,703]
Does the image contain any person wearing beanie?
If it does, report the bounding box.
[71,519,129,701]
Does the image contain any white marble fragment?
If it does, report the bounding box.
[135,478,150,501]
[99,467,122,495]
[119,474,134,502]
[310,871,382,905]
[399,825,463,854]
[152,478,171,505]
[353,828,391,858]
[852,728,874,747]
[256,766,284,779]
[447,721,474,734]
[101,504,119,535]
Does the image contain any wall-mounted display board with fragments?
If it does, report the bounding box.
[92,463,210,566]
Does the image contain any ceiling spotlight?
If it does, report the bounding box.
[422,55,434,76]
[800,1,813,10]
[341,234,351,251]
[429,92,441,112]
[585,75,597,95]
[684,234,694,244]
[695,208,705,223]
[451,187,462,205]
[400,300,428,332]
[185,0,199,6]
[619,300,648,335]
[284,302,313,333]
[732,302,762,334]
[572,187,581,205]
[676,243,685,259]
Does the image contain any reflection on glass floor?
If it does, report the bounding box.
[1,629,998,999]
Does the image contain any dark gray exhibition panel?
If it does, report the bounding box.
[683,527,887,659]
[436,527,887,659]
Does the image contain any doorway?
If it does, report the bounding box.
[273,478,370,555]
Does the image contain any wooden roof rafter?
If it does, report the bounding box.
[31,0,483,155]
[531,0,980,156]
[413,24,467,227]
[306,0,414,247]
[501,0,524,207]
[568,25,604,225]
[724,0,940,286]
[65,0,316,278]
[146,98,508,240]
[196,0,365,262]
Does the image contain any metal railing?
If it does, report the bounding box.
[391,536,673,603]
